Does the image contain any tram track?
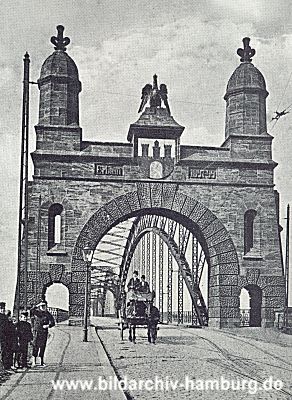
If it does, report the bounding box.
[175,326,292,399]
[217,329,292,367]
[95,326,134,400]
[46,326,72,399]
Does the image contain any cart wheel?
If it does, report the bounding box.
[120,323,124,340]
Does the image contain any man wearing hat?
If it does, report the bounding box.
[127,270,140,292]
[139,275,150,294]
[17,311,33,368]
[30,300,55,367]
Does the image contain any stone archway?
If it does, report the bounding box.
[245,284,262,327]
[45,282,69,311]
[71,184,240,328]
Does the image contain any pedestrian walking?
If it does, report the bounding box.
[31,300,55,367]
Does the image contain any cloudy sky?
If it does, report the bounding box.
[1,0,292,309]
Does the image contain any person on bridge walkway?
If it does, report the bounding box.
[3,311,18,372]
[139,275,150,294]
[0,302,10,373]
[147,304,160,344]
[17,311,33,368]
[31,300,55,367]
[127,270,140,292]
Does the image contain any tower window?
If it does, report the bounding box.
[48,203,63,249]
[244,209,257,254]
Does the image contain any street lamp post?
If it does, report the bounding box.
[82,246,94,342]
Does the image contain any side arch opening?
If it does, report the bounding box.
[44,282,69,323]
[240,284,262,327]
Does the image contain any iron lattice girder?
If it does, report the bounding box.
[167,242,173,323]
[96,247,125,257]
[152,231,157,292]
[178,225,184,324]
[99,238,126,246]
[141,235,146,275]
[146,232,151,281]
[119,214,177,285]
[92,213,207,326]
[158,236,164,317]
[119,223,208,326]
[93,257,120,267]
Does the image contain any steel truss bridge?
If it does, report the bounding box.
[91,214,208,326]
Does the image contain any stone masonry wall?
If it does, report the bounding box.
[17,169,285,328]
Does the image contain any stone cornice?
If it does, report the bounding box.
[32,175,275,188]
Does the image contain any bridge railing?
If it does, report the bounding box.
[239,309,250,327]
[162,311,193,325]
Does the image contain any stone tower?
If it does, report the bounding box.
[224,37,268,137]
[36,25,82,152]
[223,37,271,160]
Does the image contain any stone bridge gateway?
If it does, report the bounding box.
[15,27,285,328]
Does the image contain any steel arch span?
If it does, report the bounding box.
[116,215,208,326]
[72,186,241,328]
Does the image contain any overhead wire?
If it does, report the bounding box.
[276,71,292,112]
[270,71,292,131]
[91,90,219,107]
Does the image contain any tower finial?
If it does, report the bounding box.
[153,74,158,89]
[50,25,70,51]
[237,37,255,62]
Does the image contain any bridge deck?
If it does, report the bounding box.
[0,323,125,400]
[1,319,292,399]
[94,317,292,400]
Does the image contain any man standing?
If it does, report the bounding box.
[17,311,33,368]
[127,270,140,292]
[147,304,160,344]
[31,300,55,367]
[4,311,18,371]
[139,275,150,293]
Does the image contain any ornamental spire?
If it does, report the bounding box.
[237,37,255,63]
[50,25,70,51]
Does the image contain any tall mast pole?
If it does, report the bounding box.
[284,204,290,327]
[16,52,30,317]
[35,195,42,303]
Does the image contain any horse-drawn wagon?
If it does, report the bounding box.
[118,290,159,344]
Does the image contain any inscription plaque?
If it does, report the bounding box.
[189,168,217,179]
[95,164,124,176]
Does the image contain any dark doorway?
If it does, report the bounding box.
[246,284,262,327]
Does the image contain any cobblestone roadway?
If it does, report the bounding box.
[0,324,125,400]
[93,317,292,400]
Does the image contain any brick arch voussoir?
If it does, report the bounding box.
[174,192,239,275]
[72,188,239,277]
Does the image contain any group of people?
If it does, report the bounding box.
[127,270,150,293]
[0,299,55,373]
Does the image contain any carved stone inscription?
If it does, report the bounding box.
[189,168,217,179]
[95,164,124,176]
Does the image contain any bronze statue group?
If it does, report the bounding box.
[0,300,55,375]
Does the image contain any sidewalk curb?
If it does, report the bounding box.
[90,326,129,400]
